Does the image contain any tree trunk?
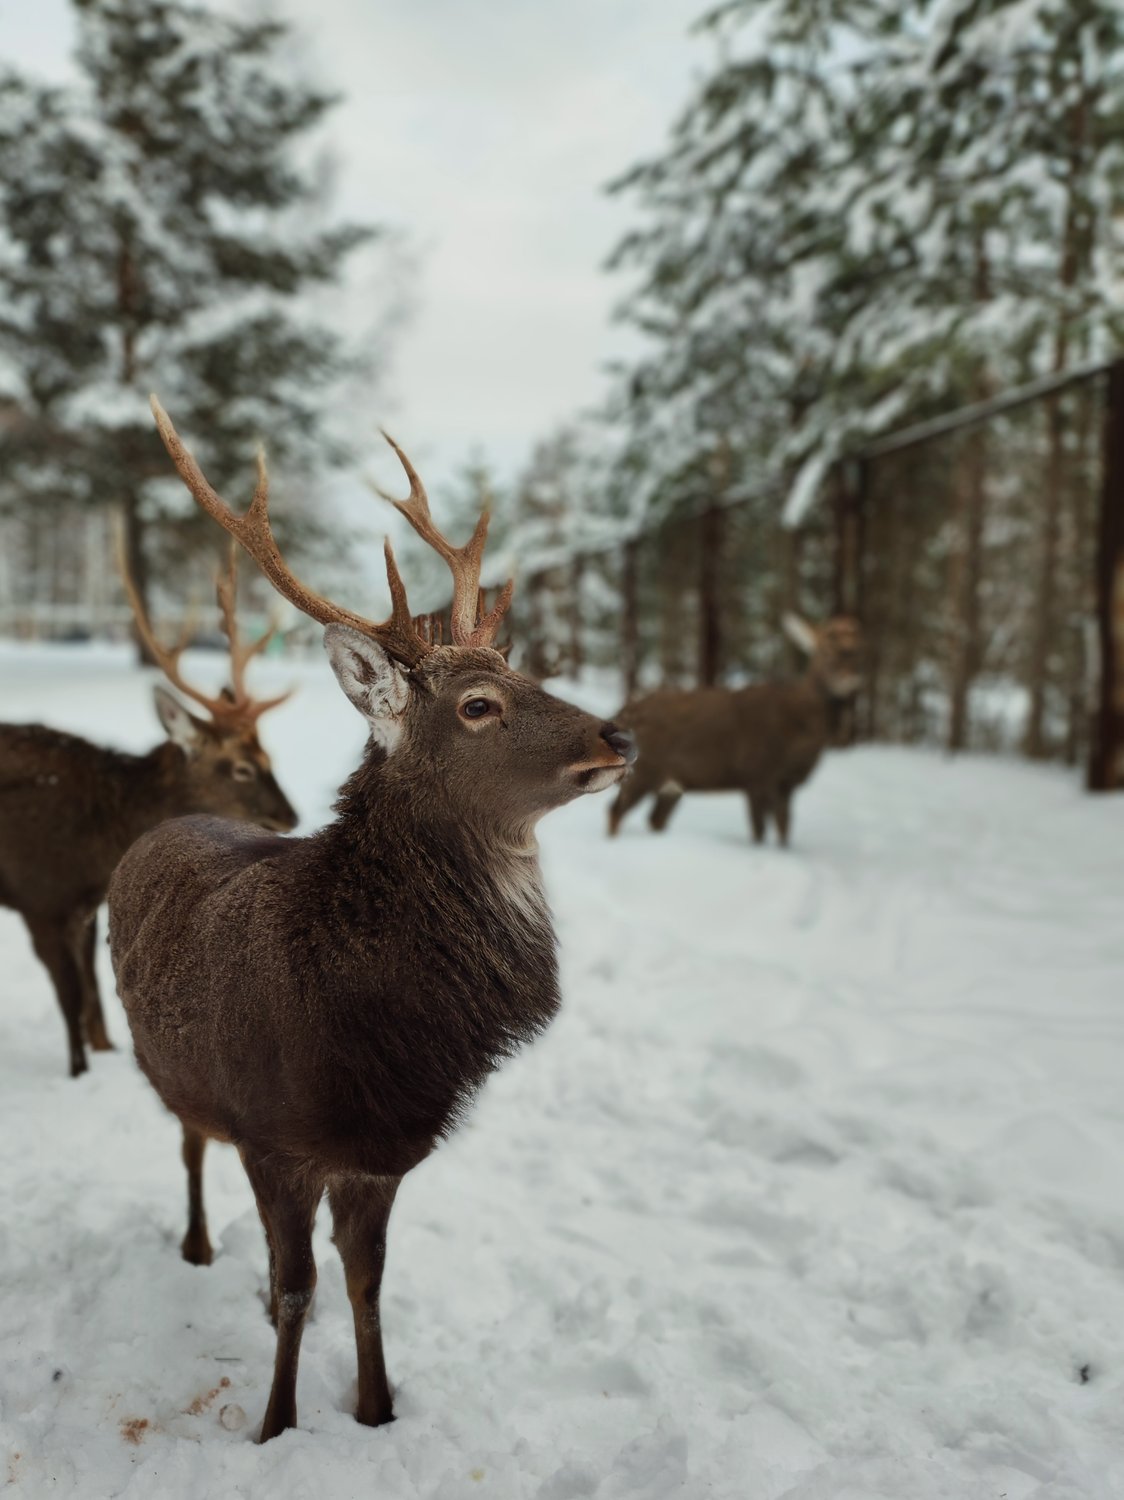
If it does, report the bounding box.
[781,525,805,674]
[621,539,640,700]
[697,501,723,687]
[115,228,158,666]
[1063,376,1097,766]
[947,428,987,753]
[1024,394,1066,757]
[1026,73,1090,757]
[119,488,158,666]
[1088,359,1124,791]
[523,570,554,682]
[832,460,866,618]
[568,554,585,677]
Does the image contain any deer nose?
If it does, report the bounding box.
[600,722,637,766]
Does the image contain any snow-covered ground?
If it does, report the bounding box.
[2,642,1123,1500]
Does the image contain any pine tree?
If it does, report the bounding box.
[603,0,900,684]
[0,0,379,648]
[600,0,1124,737]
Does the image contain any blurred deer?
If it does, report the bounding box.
[108,399,635,1441]
[608,614,863,846]
[0,550,297,1077]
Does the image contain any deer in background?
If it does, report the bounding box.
[0,553,297,1076]
[608,613,864,846]
[107,399,635,1442]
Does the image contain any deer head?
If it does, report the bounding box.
[150,399,635,840]
[782,613,864,700]
[119,534,299,833]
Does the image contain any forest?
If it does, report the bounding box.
[2,0,1122,783]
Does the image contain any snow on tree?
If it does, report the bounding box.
[0,0,383,647]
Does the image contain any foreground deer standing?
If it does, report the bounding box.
[608,614,863,846]
[108,399,636,1442]
[0,556,297,1076]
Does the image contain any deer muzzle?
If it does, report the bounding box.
[600,723,637,766]
[567,723,637,791]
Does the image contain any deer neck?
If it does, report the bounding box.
[320,747,554,962]
[299,748,560,1130]
[98,741,187,844]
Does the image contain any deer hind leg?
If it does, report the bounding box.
[648,780,683,833]
[23,914,87,1077]
[71,910,113,1052]
[329,1174,401,1428]
[746,792,768,845]
[607,770,654,836]
[240,1147,323,1442]
[180,1126,213,1266]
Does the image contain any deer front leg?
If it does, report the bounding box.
[180,1126,212,1266]
[23,914,88,1077]
[71,910,113,1052]
[774,789,793,848]
[329,1174,401,1428]
[607,769,653,837]
[648,780,683,833]
[240,1147,323,1442]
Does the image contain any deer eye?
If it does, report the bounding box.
[231,761,257,781]
[461,697,496,721]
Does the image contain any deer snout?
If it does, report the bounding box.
[600,723,637,766]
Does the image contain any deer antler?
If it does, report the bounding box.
[373,430,514,649]
[214,544,293,723]
[116,520,290,731]
[151,397,433,668]
[151,397,515,664]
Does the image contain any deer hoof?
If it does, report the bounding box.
[356,1403,395,1429]
[181,1231,213,1267]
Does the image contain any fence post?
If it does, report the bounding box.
[1088,358,1124,791]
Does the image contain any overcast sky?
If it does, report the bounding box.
[5,0,707,506]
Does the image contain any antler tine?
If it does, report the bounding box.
[215,542,282,708]
[376,538,433,663]
[151,397,432,668]
[114,517,231,721]
[376,430,514,648]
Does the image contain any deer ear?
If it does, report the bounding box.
[782,612,819,656]
[153,685,206,752]
[323,624,410,752]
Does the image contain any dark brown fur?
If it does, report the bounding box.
[608,616,863,846]
[108,639,633,1441]
[0,710,295,1076]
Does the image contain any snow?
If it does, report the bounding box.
[2,642,1124,1499]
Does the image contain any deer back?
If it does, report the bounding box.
[0,706,295,923]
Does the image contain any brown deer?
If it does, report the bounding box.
[0,552,297,1077]
[607,614,863,846]
[107,399,636,1443]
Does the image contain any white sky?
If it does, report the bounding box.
[3,0,707,505]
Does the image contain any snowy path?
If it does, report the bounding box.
[1,645,1122,1499]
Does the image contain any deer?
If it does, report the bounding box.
[0,551,297,1077]
[607,613,863,847]
[106,398,636,1443]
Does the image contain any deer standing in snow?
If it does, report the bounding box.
[107,399,636,1441]
[0,553,296,1076]
[608,614,863,846]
